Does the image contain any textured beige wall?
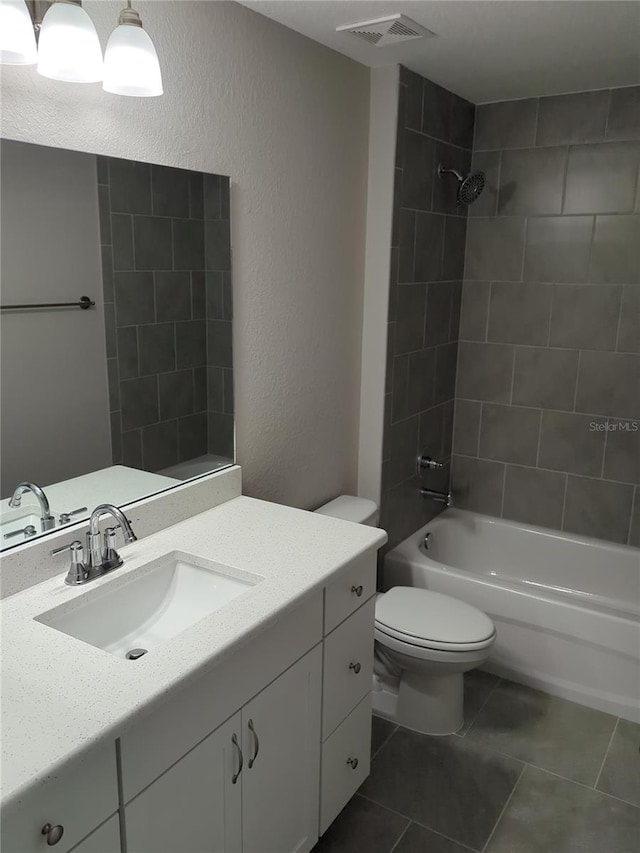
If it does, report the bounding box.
[0,1,370,508]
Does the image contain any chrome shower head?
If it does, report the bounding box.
[437,163,486,206]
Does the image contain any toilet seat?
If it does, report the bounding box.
[375,587,495,653]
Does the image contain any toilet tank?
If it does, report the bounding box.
[314,495,379,527]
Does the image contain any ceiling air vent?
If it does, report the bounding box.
[336,14,436,47]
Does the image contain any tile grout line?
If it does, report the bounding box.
[480,764,527,853]
[358,791,480,853]
[534,407,543,469]
[559,472,569,531]
[451,451,634,491]
[571,349,582,414]
[593,717,619,791]
[387,821,411,853]
[625,485,636,547]
[463,728,640,811]
[458,676,503,739]
[371,721,399,761]
[613,284,625,355]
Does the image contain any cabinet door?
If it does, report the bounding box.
[125,713,242,853]
[71,816,121,853]
[241,645,322,853]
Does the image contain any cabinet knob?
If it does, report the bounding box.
[349,661,362,674]
[41,824,64,846]
[346,757,359,770]
[351,584,363,597]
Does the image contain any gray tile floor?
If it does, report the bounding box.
[314,672,640,853]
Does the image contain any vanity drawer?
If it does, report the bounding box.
[324,552,376,634]
[320,693,372,835]
[322,597,375,739]
[1,741,118,853]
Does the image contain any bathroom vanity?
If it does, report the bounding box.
[0,490,386,853]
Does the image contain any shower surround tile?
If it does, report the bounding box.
[453,85,640,546]
[380,68,474,549]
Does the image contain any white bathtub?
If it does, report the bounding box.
[384,509,640,722]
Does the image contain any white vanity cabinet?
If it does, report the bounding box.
[67,817,121,853]
[240,645,322,853]
[2,547,380,853]
[319,556,376,833]
[0,742,118,853]
[124,646,322,853]
[125,714,242,853]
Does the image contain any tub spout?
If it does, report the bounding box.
[421,488,453,508]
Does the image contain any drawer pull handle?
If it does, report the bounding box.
[231,733,243,784]
[41,824,64,846]
[351,584,363,597]
[349,661,362,674]
[346,757,359,770]
[248,718,260,768]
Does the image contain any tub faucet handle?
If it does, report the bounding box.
[424,532,432,550]
[418,455,445,471]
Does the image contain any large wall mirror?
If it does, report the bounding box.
[0,140,234,553]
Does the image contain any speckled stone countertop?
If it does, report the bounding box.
[0,496,386,808]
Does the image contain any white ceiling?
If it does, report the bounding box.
[238,1,640,103]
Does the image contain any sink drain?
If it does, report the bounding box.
[125,648,148,660]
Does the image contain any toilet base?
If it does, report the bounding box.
[372,671,465,736]
[398,670,464,735]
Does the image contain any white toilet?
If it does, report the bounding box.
[315,495,496,736]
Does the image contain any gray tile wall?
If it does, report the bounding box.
[97,157,233,475]
[381,67,475,548]
[453,86,640,545]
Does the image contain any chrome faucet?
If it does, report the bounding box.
[421,487,453,508]
[8,482,55,532]
[51,503,138,586]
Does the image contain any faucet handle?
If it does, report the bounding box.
[58,507,88,525]
[50,540,88,585]
[418,455,446,471]
[102,527,124,571]
[51,540,81,557]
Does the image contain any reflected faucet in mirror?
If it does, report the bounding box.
[7,482,55,532]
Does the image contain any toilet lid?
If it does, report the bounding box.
[375,587,495,647]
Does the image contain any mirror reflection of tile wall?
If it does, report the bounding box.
[97,157,233,475]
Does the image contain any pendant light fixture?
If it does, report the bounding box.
[0,0,164,97]
[0,0,38,65]
[37,0,103,83]
[103,1,163,97]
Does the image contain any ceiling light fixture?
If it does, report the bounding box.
[103,1,163,97]
[0,0,163,97]
[0,0,38,65]
[37,0,103,83]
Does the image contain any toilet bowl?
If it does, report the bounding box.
[314,495,496,736]
[374,586,495,734]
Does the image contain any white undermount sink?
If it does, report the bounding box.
[36,551,263,659]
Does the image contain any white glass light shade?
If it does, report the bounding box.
[37,1,103,83]
[0,0,37,65]
[103,23,163,97]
